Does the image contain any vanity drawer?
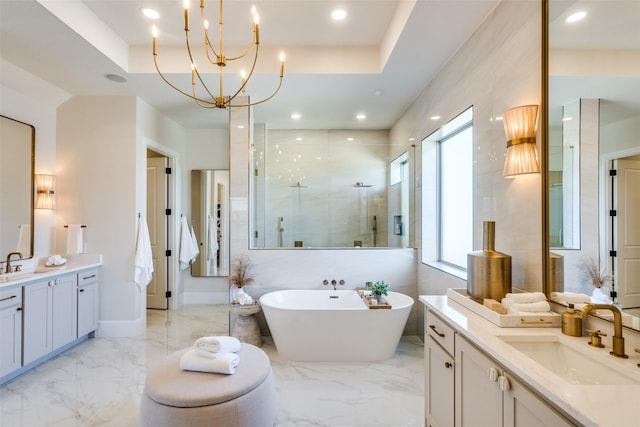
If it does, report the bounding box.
[78,269,99,286]
[426,309,455,355]
[0,286,23,310]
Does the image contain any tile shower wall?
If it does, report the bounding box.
[256,129,389,248]
[230,107,418,335]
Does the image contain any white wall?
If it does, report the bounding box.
[181,127,230,303]
[390,0,543,333]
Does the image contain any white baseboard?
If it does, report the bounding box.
[97,315,146,337]
[182,291,229,305]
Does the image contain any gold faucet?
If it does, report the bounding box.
[581,304,628,358]
[5,251,23,274]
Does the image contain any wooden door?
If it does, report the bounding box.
[146,157,168,309]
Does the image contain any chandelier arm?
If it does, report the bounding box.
[185,29,221,102]
[225,39,256,61]
[228,75,283,108]
[226,42,260,104]
[154,56,217,106]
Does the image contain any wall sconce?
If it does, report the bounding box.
[35,174,56,209]
[502,104,540,177]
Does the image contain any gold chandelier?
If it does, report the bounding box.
[152,0,285,109]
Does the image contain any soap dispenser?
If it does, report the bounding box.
[561,304,582,337]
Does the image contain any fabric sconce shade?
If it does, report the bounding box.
[502,105,540,177]
[35,174,56,210]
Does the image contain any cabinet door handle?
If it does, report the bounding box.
[79,289,85,293]
[17,307,23,311]
[498,375,511,392]
[444,361,453,368]
[429,324,446,338]
[48,280,56,287]
[0,295,17,302]
[82,274,97,280]
[488,367,499,382]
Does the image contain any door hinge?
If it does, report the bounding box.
[610,209,617,217]
[165,249,172,256]
[165,167,172,174]
[165,208,171,215]
[609,169,617,176]
[255,231,259,238]
[254,168,259,176]
[610,250,617,257]
[165,291,172,298]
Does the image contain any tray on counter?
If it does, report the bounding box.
[447,288,561,328]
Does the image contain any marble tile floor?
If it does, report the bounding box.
[0,305,425,427]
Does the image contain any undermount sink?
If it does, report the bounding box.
[0,271,34,283]
[498,334,640,386]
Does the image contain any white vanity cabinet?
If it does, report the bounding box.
[77,269,99,337]
[0,286,23,377]
[23,274,78,365]
[424,305,576,427]
[455,334,575,427]
[424,310,455,427]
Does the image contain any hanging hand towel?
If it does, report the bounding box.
[179,216,199,271]
[207,215,218,261]
[66,224,84,254]
[134,215,154,288]
[16,224,31,255]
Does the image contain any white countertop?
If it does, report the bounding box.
[420,295,640,427]
[0,254,102,289]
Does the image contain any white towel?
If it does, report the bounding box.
[550,292,591,305]
[503,292,546,304]
[66,224,84,254]
[16,224,31,255]
[179,216,199,271]
[502,300,551,314]
[194,336,241,357]
[179,349,240,375]
[207,215,218,261]
[134,216,154,288]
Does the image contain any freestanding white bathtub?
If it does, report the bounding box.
[260,289,414,362]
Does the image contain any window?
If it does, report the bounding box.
[422,107,473,275]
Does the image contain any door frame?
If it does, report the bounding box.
[600,146,640,305]
[145,140,178,310]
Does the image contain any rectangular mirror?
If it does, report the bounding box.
[250,126,414,249]
[0,115,34,267]
[546,0,640,330]
[190,169,229,277]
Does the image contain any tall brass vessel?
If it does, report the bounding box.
[467,221,512,302]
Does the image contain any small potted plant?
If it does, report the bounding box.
[370,281,389,303]
[229,255,255,305]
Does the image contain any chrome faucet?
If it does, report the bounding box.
[5,251,23,274]
[581,304,628,358]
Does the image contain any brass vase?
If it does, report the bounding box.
[467,221,512,302]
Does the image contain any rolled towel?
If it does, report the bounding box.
[502,300,551,314]
[194,336,241,358]
[550,292,591,305]
[504,292,546,304]
[179,349,239,374]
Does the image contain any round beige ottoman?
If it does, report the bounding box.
[139,343,277,427]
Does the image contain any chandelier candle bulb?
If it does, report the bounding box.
[184,0,190,31]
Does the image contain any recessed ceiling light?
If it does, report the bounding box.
[141,8,160,20]
[408,138,416,141]
[291,113,301,119]
[565,11,586,23]
[430,115,441,120]
[296,137,303,141]
[104,73,127,83]
[237,125,245,129]
[356,113,366,120]
[331,9,347,21]
[347,137,354,141]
